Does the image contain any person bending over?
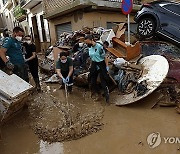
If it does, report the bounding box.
[56,52,74,93]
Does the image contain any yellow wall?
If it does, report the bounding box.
[49,11,135,44]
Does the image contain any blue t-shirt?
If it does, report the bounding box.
[89,43,105,62]
[2,37,25,65]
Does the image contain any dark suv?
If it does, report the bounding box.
[134,1,180,46]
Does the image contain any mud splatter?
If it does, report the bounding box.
[28,93,104,143]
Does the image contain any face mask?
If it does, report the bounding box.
[79,42,84,47]
[26,41,31,44]
[61,59,67,63]
[15,36,22,42]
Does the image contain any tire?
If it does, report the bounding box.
[137,18,156,38]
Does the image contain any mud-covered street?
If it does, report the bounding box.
[1,84,180,154]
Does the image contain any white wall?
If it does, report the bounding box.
[27,4,50,42]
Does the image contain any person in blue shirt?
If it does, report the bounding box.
[0,29,9,70]
[0,27,29,82]
[84,35,111,103]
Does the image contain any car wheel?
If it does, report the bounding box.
[137,18,156,38]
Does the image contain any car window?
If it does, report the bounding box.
[163,4,180,15]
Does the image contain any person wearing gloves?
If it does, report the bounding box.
[23,35,41,91]
[0,27,29,82]
[56,52,74,93]
[84,35,111,103]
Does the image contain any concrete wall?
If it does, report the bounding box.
[49,11,135,44]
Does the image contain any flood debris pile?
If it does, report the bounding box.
[40,24,142,88]
[151,87,180,112]
[112,58,148,97]
[28,93,104,143]
[140,41,180,113]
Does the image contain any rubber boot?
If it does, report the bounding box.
[34,78,41,92]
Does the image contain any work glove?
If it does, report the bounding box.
[62,77,66,84]
[106,66,109,72]
[6,61,14,70]
[66,76,69,83]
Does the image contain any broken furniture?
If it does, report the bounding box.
[0,70,33,122]
[107,37,141,61]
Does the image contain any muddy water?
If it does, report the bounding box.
[28,86,104,143]
[0,84,180,154]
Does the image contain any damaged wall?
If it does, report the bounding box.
[49,11,135,44]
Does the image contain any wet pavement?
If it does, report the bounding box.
[0,83,180,154]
